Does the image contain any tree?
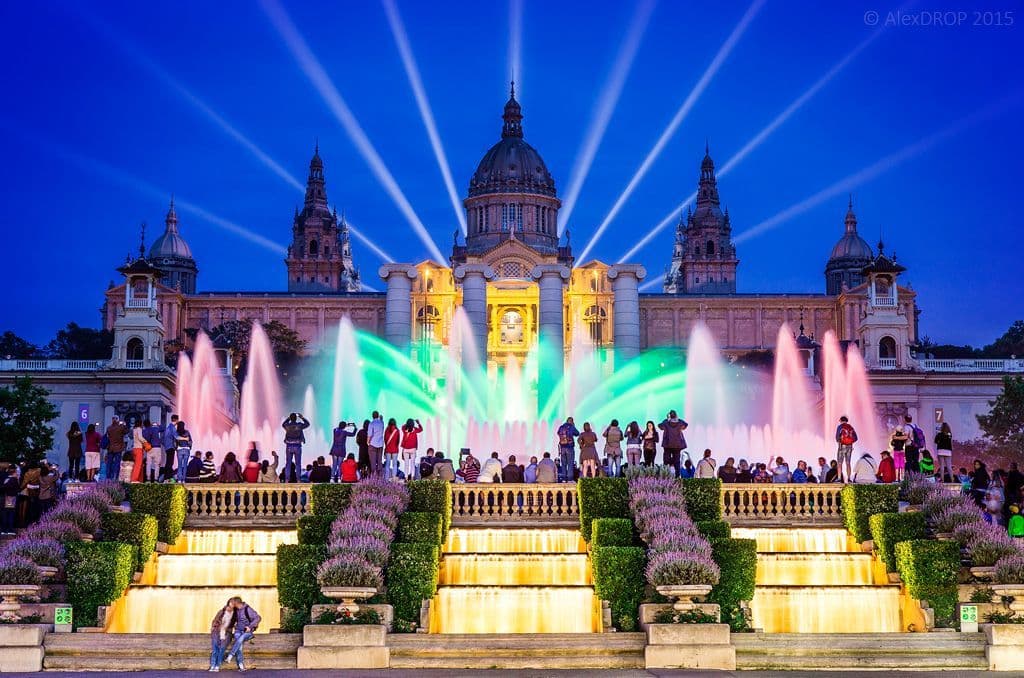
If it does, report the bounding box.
[977,375,1024,453]
[204,320,307,386]
[983,320,1024,358]
[0,377,59,463]
[44,323,114,360]
[0,331,39,359]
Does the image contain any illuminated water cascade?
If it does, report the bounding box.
[431,528,599,633]
[107,530,293,634]
[737,527,905,633]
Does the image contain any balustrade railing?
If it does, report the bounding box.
[451,483,579,524]
[185,483,312,525]
[0,359,104,371]
[720,482,844,523]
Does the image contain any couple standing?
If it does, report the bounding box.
[209,597,261,672]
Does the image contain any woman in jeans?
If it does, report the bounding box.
[641,421,659,467]
[66,422,83,482]
[175,421,193,483]
[624,421,642,470]
[209,599,236,672]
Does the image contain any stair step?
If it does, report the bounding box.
[43,656,297,670]
[389,654,644,669]
[736,654,988,670]
[389,632,646,651]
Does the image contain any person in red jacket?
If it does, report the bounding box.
[400,418,423,481]
[876,450,897,484]
[340,453,359,483]
[383,418,401,480]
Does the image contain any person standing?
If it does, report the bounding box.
[934,422,954,483]
[83,423,102,482]
[602,420,624,477]
[175,421,193,483]
[37,466,57,515]
[104,416,127,482]
[903,415,924,474]
[556,417,580,482]
[143,419,163,483]
[695,449,717,479]
[330,421,357,482]
[400,419,423,481]
[66,422,83,482]
[162,415,180,481]
[624,421,642,470]
[578,423,600,478]
[355,420,371,478]
[890,420,909,481]
[281,413,311,483]
[130,418,146,483]
[835,416,858,483]
[641,421,659,467]
[367,412,385,476]
[1,465,19,535]
[383,418,401,480]
[223,597,260,672]
[659,411,689,476]
[209,598,236,672]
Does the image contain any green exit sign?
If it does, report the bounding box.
[961,605,978,623]
[54,607,73,626]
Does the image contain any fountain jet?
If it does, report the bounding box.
[578,0,765,263]
[558,0,655,236]
[382,0,466,235]
[260,0,447,265]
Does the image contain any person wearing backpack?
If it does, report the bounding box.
[834,416,858,483]
[556,417,580,483]
[903,415,925,474]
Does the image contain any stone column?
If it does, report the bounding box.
[531,265,570,411]
[608,264,647,361]
[453,264,494,361]
[379,264,418,349]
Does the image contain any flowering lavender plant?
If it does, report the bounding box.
[66,490,113,516]
[0,537,65,569]
[330,517,393,543]
[922,491,970,520]
[645,550,720,587]
[93,480,127,506]
[328,534,391,567]
[648,529,713,558]
[23,519,83,544]
[968,532,1022,568]
[45,504,101,535]
[317,552,383,589]
[932,504,985,534]
[994,554,1024,585]
[0,555,43,586]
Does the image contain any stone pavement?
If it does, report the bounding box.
[0,671,1001,677]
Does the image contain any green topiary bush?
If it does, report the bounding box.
[65,541,134,628]
[297,515,335,545]
[100,512,158,572]
[577,477,629,542]
[386,542,440,623]
[696,520,732,540]
[592,518,635,546]
[408,480,452,540]
[591,546,645,628]
[397,512,443,546]
[311,484,353,516]
[277,544,328,610]
[126,484,186,545]
[680,478,722,522]
[841,484,898,543]
[869,512,927,573]
[708,538,757,631]
[896,539,960,627]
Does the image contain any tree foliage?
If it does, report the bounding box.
[977,376,1024,453]
[0,377,59,463]
[0,331,38,359]
[918,320,1024,359]
[44,322,113,360]
[203,319,306,384]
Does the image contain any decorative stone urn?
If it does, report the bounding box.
[37,567,59,581]
[656,585,713,612]
[320,586,378,615]
[990,585,1024,614]
[934,532,954,540]
[0,584,41,613]
[970,566,996,581]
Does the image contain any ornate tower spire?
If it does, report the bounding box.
[165,196,179,233]
[304,143,327,210]
[501,81,523,139]
[845,195,858,234]
[138,222,147,259]
[697,142,720,207]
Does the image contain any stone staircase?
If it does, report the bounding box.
[734,631,989,670]
[43,633,301,670]
[388,632,646,669]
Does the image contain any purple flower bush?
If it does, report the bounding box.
[330,517,392,543]
[933,503,986,534]
[994,553,1024,585]
[645,550,720,587]
[920,485,1023,569]
[0,555,43,586]
[968,532,1020,567]
[23,519,82,545]
[317,552,384,590]
[46,503,101,535]
[328,534,391,568]
[93,480,128,506]
[0,537,65,569]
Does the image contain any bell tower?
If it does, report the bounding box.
[107,239,167,371]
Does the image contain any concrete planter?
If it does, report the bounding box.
[935,532,954,540]
[0,623,45,672]
[644,622,735,670]
[984,623,1024,670]
[0,585,41,613]
[990,585,1024,614]
[656,585,712,612]
[972,566,997,581]
[298,623,389,669]
[38,566,59,581]
[321,586,378,614]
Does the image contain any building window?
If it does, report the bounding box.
[879,335,897,360]
[324,246,330,257]
[499,309,524,345]
[706,241,715,256]
[418,305,440,343]
[501,203,522,233]
[126,337,145,361]
[584,305,607,346]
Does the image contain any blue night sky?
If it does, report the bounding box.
[0,1,1020,346]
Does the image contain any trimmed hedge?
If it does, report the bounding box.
[592,546,646,628]
[65,541,134,629]
[578,477,629,542]
[100,512,158,572]
[708,538,757,631]
[696,520,732,540]
[277,544,328,610]
[297,515,334,545]
[680,478,722,522]
[397,512,443,546]
[386,542,440,623]
[311,483,353,516]
[895,539,960,627]
[592,518,635,547]
[869,512,928,573]
[841,484,898,543]
[126,484,186,545]
[408,480,452,540]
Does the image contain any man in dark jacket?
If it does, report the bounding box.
[658,410,688,476]
[104,417,127,481]
[502,455,524,483]
[282,413,310,482]
[224,597,261,671]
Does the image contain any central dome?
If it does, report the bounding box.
[829,231,873,260]
[468,87,556,198]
